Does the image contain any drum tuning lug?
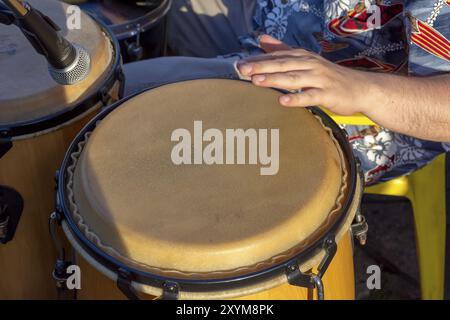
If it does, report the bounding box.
[286,263,315,289]
[317,235,337,278]
[117,268,140,300]
[99,88,112,106]
[0,186,24,244]
[161,281,180,300]
[0,137,12,159]
[50,211,62,224]
[52,259,72,289]
[351,213,368,246]
[286,264,325,300]
[126,24,144,62]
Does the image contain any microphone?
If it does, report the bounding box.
[3,0,91,85]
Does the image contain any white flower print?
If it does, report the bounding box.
[363,131,395,165]
[264,6,289,39]
[257,0,269,8]
[293,0,309,12]
[324,0,352,21]
[395,135,426,163]
[442,142,450,152]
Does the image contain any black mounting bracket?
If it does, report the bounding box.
[117,268,140,300]
[317,235,337,278]
[286,264,316,289]
[0,138,12,159]
[0,186,24,244]
[286,235,337,300]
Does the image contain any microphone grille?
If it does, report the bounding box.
[49,44,91,85]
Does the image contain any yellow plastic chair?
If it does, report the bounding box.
[324,110,447,300]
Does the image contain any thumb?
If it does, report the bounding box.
[259,34,292,53]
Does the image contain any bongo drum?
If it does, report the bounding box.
[0,0,122,299]
[62,0,172,62]
[56,79,363,300]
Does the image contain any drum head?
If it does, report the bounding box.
[0,0,115,127]
[66,79,351,280]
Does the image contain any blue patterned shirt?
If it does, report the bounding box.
[239,0,450,183]
[241,0,450,76]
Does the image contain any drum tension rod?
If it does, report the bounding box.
[286,235,337,300]
[49,211,73,292]
[352,159,368,246]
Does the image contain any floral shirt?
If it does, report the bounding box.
[246,0,450,75]
[241,0,450,184]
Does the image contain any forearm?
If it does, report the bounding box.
[361,73,450,141]
[238,46,450,142]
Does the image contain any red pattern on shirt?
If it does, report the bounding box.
[410,18,450,61]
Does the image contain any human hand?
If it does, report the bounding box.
[238,35,378,116]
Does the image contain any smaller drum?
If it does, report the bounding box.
[56,79,363,300]
[62,0,172,62]
[0,0,122,299]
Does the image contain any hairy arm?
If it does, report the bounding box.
[362,73,450,141]
[238,36,450,141]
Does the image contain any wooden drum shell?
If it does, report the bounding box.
[0,113,96,299]
[0,0,122,299]
[71,231,355,300]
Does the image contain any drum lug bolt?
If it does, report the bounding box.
[162,281,180,300]
[351,213,368,246]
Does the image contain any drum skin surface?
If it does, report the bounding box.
[64,79,358,299]
[71,79,346,276]
[0,0,113,126]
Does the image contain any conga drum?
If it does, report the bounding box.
[62,0,172,62]
[0,0,122,299]
[56,79,363,300]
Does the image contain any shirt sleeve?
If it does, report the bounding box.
[404,0,450,75]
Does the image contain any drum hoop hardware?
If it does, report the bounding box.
[0,185,24,244]
[0,137,13,159]
[0,16,123,139]
[110,0,172,40]
[117,268,140,300]
[286,234,336,300]
[56,79,360,298]
[161,281,180,300]
[351,159,368,246]
[49,211,71,289]
[351,210,368,246]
